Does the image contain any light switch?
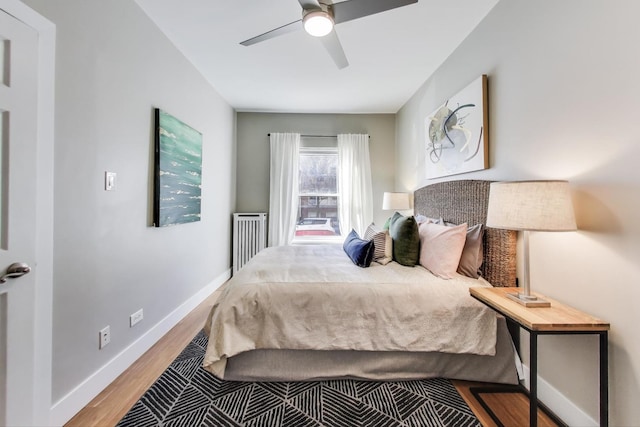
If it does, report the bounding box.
[105,171,117,191]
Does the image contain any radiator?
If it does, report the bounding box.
[232,213,267,275]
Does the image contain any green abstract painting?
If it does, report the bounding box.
[153,109,202,227]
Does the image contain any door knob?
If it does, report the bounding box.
[0,262,31,284]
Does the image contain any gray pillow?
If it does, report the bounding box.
[446,222,484,278]
[389,212,420,266]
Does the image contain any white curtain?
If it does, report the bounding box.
[268,132,300,246]
[337,134,373,237]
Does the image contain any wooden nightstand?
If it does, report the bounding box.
[470,287,610,427]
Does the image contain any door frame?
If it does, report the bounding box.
[0,1,54,425]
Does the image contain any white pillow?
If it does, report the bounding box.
[418,222,467,279]
[415,215,443,225]
[364,223,393,265]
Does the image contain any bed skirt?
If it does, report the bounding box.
[222,315,519,385]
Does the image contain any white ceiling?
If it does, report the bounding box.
[134,0,499,113]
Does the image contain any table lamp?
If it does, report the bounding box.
[486,181,577,307]
[382,192,411,211]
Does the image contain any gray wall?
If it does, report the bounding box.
[236,113,396,228]
[23,0,236,403]
[396,1,640,425]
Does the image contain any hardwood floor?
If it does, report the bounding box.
[66,283,559,427]
[455,381,561,427]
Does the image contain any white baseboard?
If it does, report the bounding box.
[522,364,597,426]
[49,269,230,426]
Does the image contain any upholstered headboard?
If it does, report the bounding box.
[414,180,516,287]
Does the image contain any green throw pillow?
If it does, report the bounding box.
[389,212,420,266]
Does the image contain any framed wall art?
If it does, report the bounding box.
[425,75,488,179]
[153,108,202,227]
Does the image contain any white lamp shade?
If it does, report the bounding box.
[303,11,334,37]
[382,192,411,211]
[486,180,577,231]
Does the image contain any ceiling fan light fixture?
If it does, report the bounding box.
[303,10,334,37]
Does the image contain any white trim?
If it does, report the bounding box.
[33,15,56,427]
[0,1,56,425]
[522,364,597,426]
[49,270,230,427]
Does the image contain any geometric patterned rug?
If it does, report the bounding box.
[117,330,480,427]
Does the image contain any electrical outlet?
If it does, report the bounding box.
[130,309,143,327]
[99,325,111,349]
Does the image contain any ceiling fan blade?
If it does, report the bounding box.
[320,30,349,69]
[331,0,418,24]
[240,20,302,46]
[298,0,322,11]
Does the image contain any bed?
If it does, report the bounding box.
[203,179,519,385]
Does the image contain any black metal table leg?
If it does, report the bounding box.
[530,331,538,427]
[600,331,608,427]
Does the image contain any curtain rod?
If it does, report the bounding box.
[267,133,370,138]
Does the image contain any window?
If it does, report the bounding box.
[294,147,341,242]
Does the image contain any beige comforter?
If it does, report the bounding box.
[203,244,497,378]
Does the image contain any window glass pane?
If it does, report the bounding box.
[296,151,341,237]
[299,153,337,194]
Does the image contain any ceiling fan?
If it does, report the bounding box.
[240,0,418,69]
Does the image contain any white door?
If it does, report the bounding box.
[0,9,39,426]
